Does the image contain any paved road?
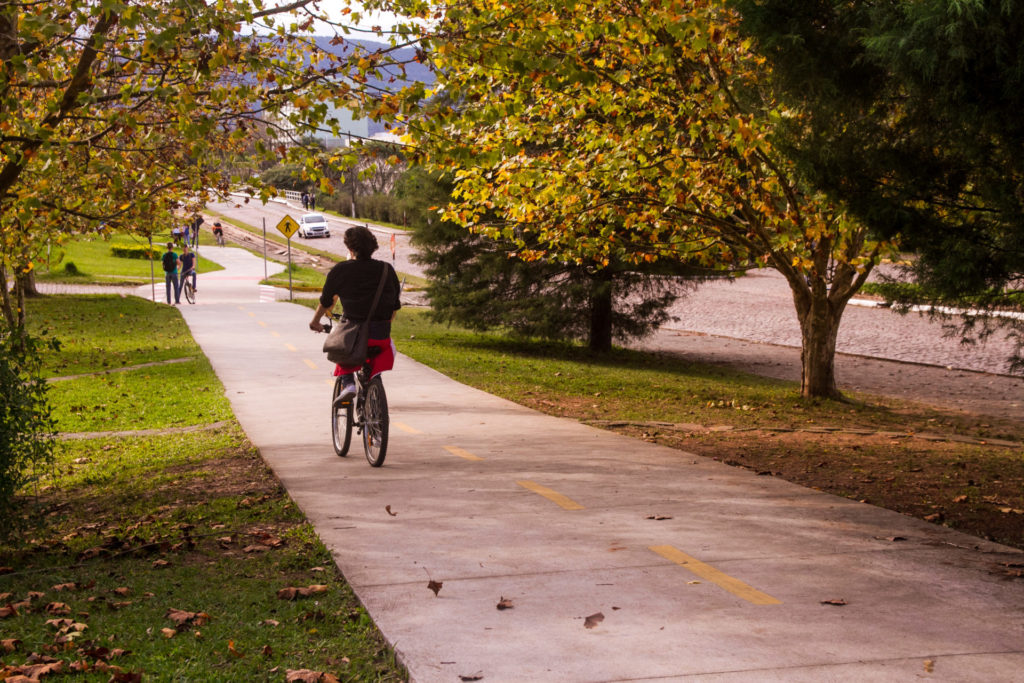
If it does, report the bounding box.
[207,196,1022,378]
[168,247,1024,682]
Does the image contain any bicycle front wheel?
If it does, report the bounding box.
[331,376,353,457]
[361,376,389,467]
[183,281,195,304]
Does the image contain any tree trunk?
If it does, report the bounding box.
[14,269,39,299]
[795,290,846,399]
[588,269,613,353]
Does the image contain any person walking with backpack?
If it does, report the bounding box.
[161,243,182,305]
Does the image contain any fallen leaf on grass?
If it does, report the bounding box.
[165,608,210,628]
[243,544,271,553]
[286,669,338,683]
[5,660,64,678]
[227,640,244,658]
[160,628,176,639]
[110,671,143,682]
[2,638,21,652]
[262,644,272,656]
[583,612,604,629]
[27,591,45,601]
[820,599,848,606]
[152,559,170,568]
[385,505,397,516]
[111,587,130,597]
[261,619,280,627]
[52,583,77,592]
[276,585,328,601]
[0,604,18,618]
[44,602,72,615]
[952,495,968,504]
[496,597,513,610]
[427,580,443,597]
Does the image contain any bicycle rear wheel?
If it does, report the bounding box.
[331,376,353,456]
[183,280,195,304]
[361,376,389,467]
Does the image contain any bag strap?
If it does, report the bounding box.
[365,262,389,322]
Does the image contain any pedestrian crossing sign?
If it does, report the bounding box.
[276,215,299,239]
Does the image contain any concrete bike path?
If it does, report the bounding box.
[177,249,1024,682]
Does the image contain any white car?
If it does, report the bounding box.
[298,213,330,238]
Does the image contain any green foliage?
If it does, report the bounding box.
[258,163,308,192]
[408,169,697,351]
[62,262,81,276]
[731,0,1024,369]
[110,245,160,260]
[0,331,58,537]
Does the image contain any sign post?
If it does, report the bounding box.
[275,215,300,301]
[390,233,396,262]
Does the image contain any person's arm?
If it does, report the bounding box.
[309,295,339,332]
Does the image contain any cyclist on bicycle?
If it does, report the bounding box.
[179,244,197,293]
[212,221,224,245]
[309,226,401,402]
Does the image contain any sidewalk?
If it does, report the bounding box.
[166,248,1024,682]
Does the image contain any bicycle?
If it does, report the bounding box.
[180,269,196,305]
[323,318,390,467]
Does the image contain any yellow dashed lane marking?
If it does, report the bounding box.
[285,343,298,352]
[303,358,317,370]
[247,311,256,317]
[516,480,584,511]
[395,422,423,434]
[325,379,334,386]
[444,445,484,461]
[257,321,267,327]
[271,331,280,338]
[649,545,781,605]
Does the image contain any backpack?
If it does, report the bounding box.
[162,251,177,273]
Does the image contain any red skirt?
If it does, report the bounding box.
[333,338,396,378]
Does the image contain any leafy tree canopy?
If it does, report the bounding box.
[391,0,894,397]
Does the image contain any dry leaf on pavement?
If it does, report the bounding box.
[583,612,604,629]
[427,580,443,597]
[496,597,513,610]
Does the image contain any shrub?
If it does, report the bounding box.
[0,331,58,537]
[63,262,81,275]
[110,244,160,260]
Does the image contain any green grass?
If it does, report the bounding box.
[30,296,199,378]
[3,296,407,681]
[36,234,224,285]
[260,263,326,292]
[382,309,913,431]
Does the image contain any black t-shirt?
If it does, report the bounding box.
[180,252,196,274]
[320,258,401,337]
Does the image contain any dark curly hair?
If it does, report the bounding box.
[343,226,379,260]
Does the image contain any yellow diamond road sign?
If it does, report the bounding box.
[276,215,299,239]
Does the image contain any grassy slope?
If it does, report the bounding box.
[0,296,406,681]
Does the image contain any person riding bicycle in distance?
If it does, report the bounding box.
[309,226,401,402]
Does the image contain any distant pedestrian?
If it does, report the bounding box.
[213,221,224,246]
[171,225,184,245]
[191,215,203,247]
[308,192,315,210]
[301,192,309,210]
[161,243,181,304]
